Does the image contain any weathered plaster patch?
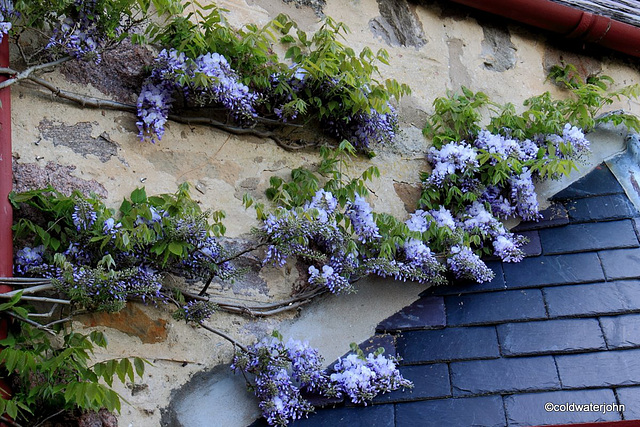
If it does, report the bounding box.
[246,0,324,29]
[543,47,603,84]
[12,160,108,197]
[38,119,119,163]
[370,0,426,48]
[481,26,517,72]
[234,177,261,200]
[398,95,429,126]
[447,38,472,88]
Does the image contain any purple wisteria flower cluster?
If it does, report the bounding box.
[0,0,14,44]
[14,245,44,275]
[268,66,399,150]
[330,352,412,405]
[261,189,453,292]
[137,49,258,143]
[264,138,587,285]
[174,300,218,323]
[269,65,308,122]
[419,125,592,276]
[426,141,478,187]
[46,0,105,63]
[325,105,399,150]
[231,333,412,426]
[345,195,381,243]
[19,255,164,313]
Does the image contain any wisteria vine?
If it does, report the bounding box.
[258,118,592,292]
[6,1,640,425]
[11,184,233,315]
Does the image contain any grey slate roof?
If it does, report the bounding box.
[251,162,640,426]
[550,0,640,28]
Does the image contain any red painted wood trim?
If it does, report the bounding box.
[448,0,640,57]
[0,32,13,427]
[0,33,11,277]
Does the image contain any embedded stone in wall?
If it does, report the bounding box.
[217,238,270,296]
[370,0,426,48]
[12,160,108,197]
[481,26,517,72]
[60,39,153,103]
[282,0,325,17]
[38,119,119,163]
[394,181,422,213]
[77,303,168,344]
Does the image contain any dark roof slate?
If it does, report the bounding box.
[250,163,640,426]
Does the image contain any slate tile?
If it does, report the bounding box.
[556,348,640,388]
[600,313,640,349]
[565,194,638,222]
[429,261,506,295]
[372,364,450,403]
[544,282,627,317]
[450,356,560,396]
[513,203,569,232]
[395,396,505,427]
[300,391,343,409]
[550,163,624,201]
[616,280,640,310]
[502,253,604,289]
[291,404,394,427]
[539,220,638,255]
[446,289,546,326]
[634,217,640,241]
[600,248,640,280]
[376,296,445,333]
[517,230,541,257]
[397,327,499,364]
[615,386,640,420]
[505,389,621,426]
[497,318,606,356]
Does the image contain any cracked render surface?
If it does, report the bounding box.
[250,162,640,426]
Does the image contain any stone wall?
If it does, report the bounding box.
[9,0,640,425]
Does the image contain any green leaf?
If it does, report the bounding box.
[130,187,147,204]
[90,331,108,348]
[168,241,183,256]
[134,357,146,378]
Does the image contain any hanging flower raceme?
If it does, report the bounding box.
[46,0,105,63]
[447,245,494,282]
[426,141,479,187]
[345,195,380,243]
[330,352,412,405]
[0,0,14,44]
[136,49,258,143]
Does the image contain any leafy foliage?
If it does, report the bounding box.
[418,67,640,263]
[250,141,451,288]
[140,2,409,149]
[0,294,146,424]
[11,184,231,312]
